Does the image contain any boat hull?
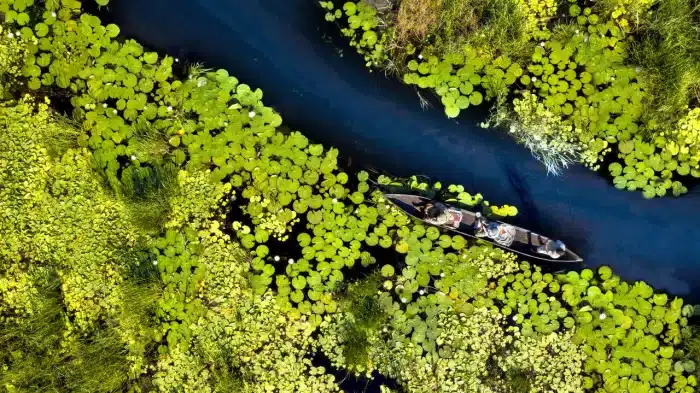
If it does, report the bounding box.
[384,193,583,263]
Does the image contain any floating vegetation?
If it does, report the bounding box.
[322,0,700,196]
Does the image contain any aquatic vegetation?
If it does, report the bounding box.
[320,0,387,67]
[394,0,533,61]
[322,0,700,197]
[681,321,700,383]
[3,1,700,393]
[0,288,153,393]
[627,0,700,126]
[484,92,583,174]
[119,161,179,232]
[0,98,158,390]
[595,0,654,32]
[494,330,586,393]
[557,267,698,392]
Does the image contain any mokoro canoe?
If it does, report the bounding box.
[384,193,583,263]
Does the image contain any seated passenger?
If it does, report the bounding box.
[425,201,451,225]
[473,212,488,237]
[537,239,567,259]
[485,222,516,247]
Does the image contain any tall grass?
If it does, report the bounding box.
[336,273,388,369]
[119,160,178,233]
[393,0,531,64]
[629,0,700,129]
[42,114,83,159]
[0,268,161,393]
[0,279,129,393]
[394,0,442,45]
[343,273,386,330]
[128,121,172,162]
[683,326,700,381]
[503,369,532,393]
[205,345,246,392]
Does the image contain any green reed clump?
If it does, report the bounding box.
[628,0,700,129]
[333,273,387,370]
[205,345,246,393]
[341,322,373,368]
[344,273,387,330]
[0,280,129,393]
[118,161,178,232]
[503,369,532,393]
[433,0,531,62]
[682,325,700,381]
[128,121,173,163]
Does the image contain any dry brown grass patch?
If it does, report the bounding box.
[395,0,442,45]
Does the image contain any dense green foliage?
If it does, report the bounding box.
[1,1,700,393]
[321,0,700,195]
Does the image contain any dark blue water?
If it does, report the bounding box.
[106,0,700,300]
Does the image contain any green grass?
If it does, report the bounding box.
[42,115,83,159]
[0,280,128,393]
[206,346,246,393]
[484,356,532,393]
[437,0,531,61]
[118,160,178,233]
[503,369,532,393]
[335,273,388,369]
[683,325,700,381]
[341,322,372,369]
[128,121,172,162]
[343,273,386,330]
[629,0,700,129]
[0,268,161,393]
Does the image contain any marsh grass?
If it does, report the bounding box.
[393,0,531,64]
[127,250,162,283]
[683,326,700,380]
[341,322,372,368]
[503,369,532,393]
[343,272,386,330]
[119,280,162,327]
[395,0,442,45]
[129,121,172,161]
[629,0,700,128]
[335,273,387,369]
[484,92,580,175]
[116,121,180,232]
[119,160,178,233]
[42,114,83,159]
[207,345,246,392]
[484,350,532,393]
[0,277,134,393]
[0,265,162,393]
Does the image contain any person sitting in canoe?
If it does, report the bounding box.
[424,201,452,225]
[473,212,488,237]
[413,199,454,226]
[486,222,516,247]
[536,239,567,259]
[473,212,515,246]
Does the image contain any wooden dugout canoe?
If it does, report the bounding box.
[384,193,583,263]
